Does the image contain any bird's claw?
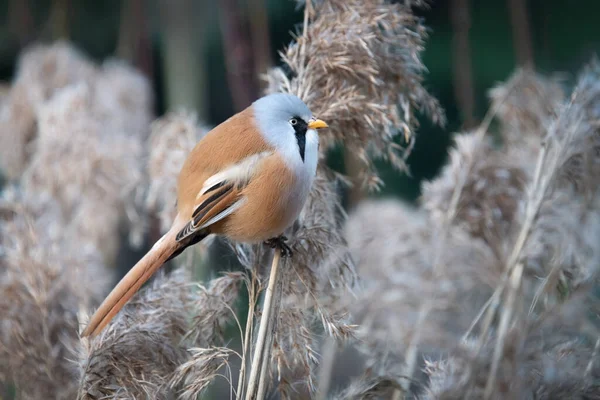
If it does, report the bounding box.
[264,235,293,258]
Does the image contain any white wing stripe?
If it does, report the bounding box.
[197,151,272,199]
[198,198,247,229]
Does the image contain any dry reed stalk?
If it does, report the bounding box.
[255,271,283,400]
[79,269,244,399]
[0,186,111,399]
[169,273,245,399]
[78,269,193,399]
[229,170,356,398]
[478,61,600,398]
[343,62,600,399]
[416,63,600,398]
[430,69,565,342]
[316,336,337,400]
[265,0,445,189]
[245,250,282,400]
[239,0,444,396]
[345,198,499,397]
[236,273,259,398]
[420,291,600,399]
[399,84,517,392]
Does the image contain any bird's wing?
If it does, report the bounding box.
[175,151,272,242]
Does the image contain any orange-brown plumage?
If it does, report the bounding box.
[81,93,327,338]
[176,107,270,219]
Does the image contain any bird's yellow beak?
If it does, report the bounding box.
[308,118,328,130]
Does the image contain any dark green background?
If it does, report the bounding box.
[1,0,597,203]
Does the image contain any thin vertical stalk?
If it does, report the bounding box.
[218,0,259,111]
[159,0,206,120]
[316,336,337,400]
[237,272,259,398]
[245,250,282,400]
[484,263,524,398]
[117,0,154,80]
[49,0,70,40]
[507,0,534,67]
[8,0,34,47]
[482,98,580,397]
[255,312,273,400]
[391,389,404,400]
[450,0,476,128]
[248,0,273,91]
[399,82,516,392]
[255,268,282,400]
[343,150,365,210]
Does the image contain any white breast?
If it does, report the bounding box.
[303,129,319,186]
[285,128,319,221]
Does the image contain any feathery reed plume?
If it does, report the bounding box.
[0,84,37,180]
[169,273,245,399]
[265,0,445,190]
[21,82,144,259]
[234,0,445,396]
[93,59,153,141]
[79,269,244,399]
[0,41,96,180]
[345,199,499,369]
[333,373,403,400]
[16,47,152,256]
[10,41,97,110]
[0,186,110,400]
[78,269,193,399]
[146,111,209,234]
[343,61,600,398]
[550,60,600,197]
[185,272,245,347]
[521,191,600,305]
[489,68,564,147]
[420,293,600,399]
[88,59,153,246]
[0,42,153,259]
[456,61,600,397]
[170,347,236,400]
[421,132,529,259]
[500,61,600,313]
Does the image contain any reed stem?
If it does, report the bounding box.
[245,250,282,400]
[236,272,258,399]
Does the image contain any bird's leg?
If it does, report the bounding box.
[264,235,293,258]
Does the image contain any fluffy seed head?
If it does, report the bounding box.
[265,0,445,191]
[146,111,209,233]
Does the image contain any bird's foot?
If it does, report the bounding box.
[264,235,293,258]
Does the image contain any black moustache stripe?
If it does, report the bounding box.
[292,117,308,162]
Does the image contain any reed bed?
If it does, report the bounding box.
[1,1,599,400]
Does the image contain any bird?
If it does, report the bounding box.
[81,93,328,337]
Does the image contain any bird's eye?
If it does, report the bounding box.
[290,118,298,126]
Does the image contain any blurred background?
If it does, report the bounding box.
[0,0,598,203]
[1,1,600,399]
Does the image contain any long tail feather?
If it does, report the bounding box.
[81,225,184,337]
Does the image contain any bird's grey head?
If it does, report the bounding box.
[252,93,326,164]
